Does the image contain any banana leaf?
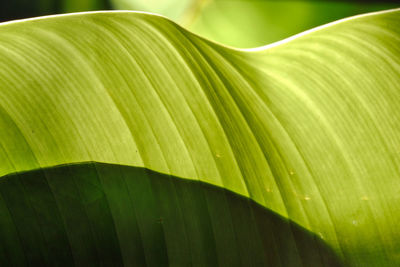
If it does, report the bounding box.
[0,8,399,266]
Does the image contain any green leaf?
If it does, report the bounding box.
[0,8,399,266]
[111,0,399,47]
[188,0,399,47]
[0,163,341,266]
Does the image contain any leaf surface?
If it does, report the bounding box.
[111,0,399,47]
[0,9,400,266]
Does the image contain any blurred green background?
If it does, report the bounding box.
[1,0,398,48]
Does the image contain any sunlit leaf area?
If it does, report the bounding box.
[0,0,399,266]
[2,0,399,47]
